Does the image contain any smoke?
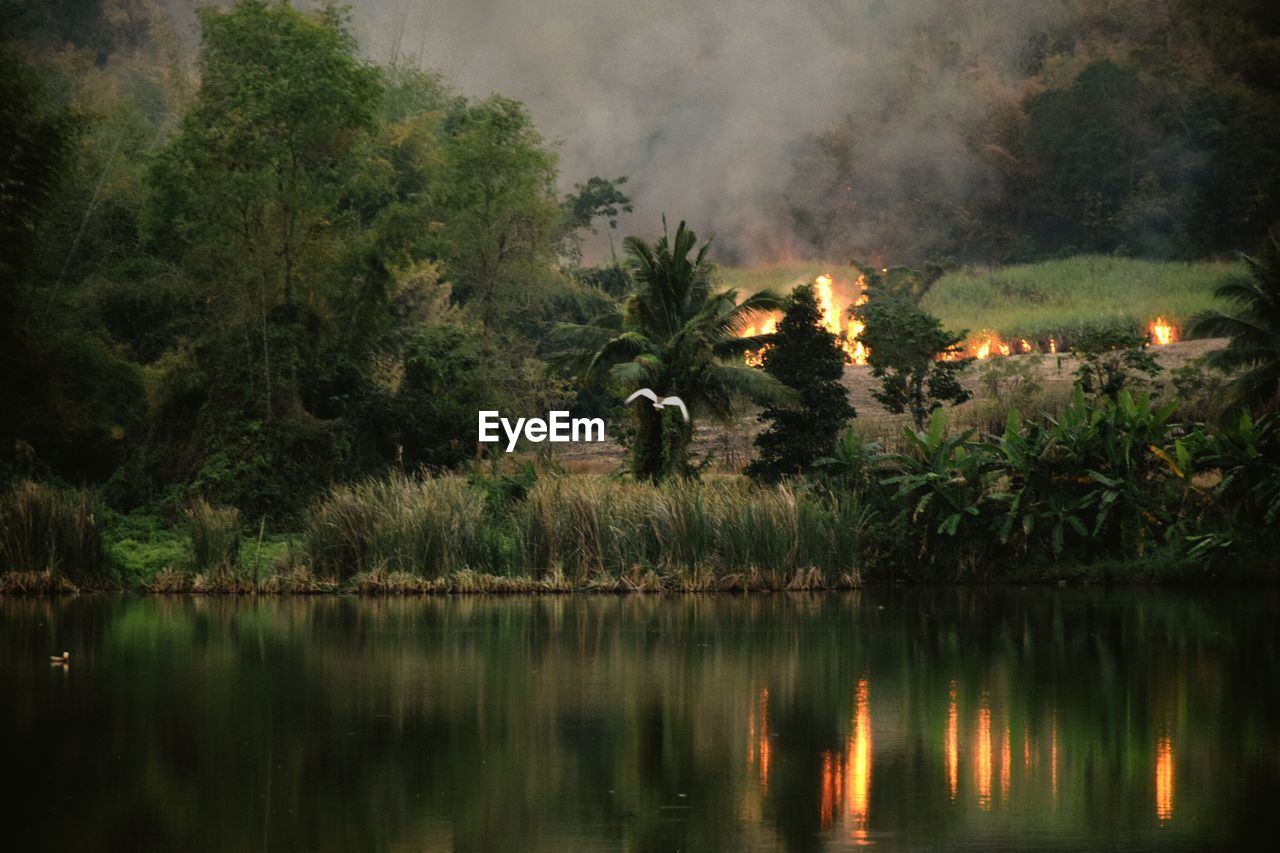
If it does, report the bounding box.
[162,0,1075,262]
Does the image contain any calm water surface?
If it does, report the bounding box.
[3,590,1276,851]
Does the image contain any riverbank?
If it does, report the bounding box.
[5,386,1278,594]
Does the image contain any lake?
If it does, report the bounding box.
[3,589,1276,850]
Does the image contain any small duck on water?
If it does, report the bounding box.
[50,652,69,665]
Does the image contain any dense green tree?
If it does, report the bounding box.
[0,48,146,483]
[553,221,790,480]
[1190,229,1280,413]
[435,95,564,332]
[854,298,972,428]
[147,0,380,416]
[746,284,855,483]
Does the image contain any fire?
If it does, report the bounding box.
[739,273,869,366]
[1149,316,1176,346]
[742,316,777,367]
[969,330,1012,360]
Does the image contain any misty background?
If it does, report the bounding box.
[148,0,1072,261]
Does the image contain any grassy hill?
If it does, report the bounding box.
[921,256,1239,340]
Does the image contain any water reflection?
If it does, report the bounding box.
[976,696,993,810]
[750,687,771,791]
[947,679,959,802]
[1000,722,1012,803]
[845,678,872,844]
[1,589,1273,851]
[1157,732,1175,822]
[1051,711,1060,807]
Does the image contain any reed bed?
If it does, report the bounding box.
[0,480,107,587]
[296,474,870,585]
[301,475,498,580]
[186,499,242,580]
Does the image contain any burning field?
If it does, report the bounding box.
[734,271,1186,368]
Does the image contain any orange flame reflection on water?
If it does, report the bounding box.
[1156,733,1174,822]
[847,678,872,844]
[947,680,959,802]
[1000,723,1012,802]
[976,699,993,811]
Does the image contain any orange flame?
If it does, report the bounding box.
[969,330,1013,360]
[1149,317,1176,346]
[740,273,870,366]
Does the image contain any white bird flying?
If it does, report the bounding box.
[624,388,690,423]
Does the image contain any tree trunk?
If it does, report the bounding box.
[661,409,693,478]
[633,404,663,482]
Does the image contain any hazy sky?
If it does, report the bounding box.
[164,1,1074,260]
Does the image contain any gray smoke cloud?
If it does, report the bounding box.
[164,1,1075,261]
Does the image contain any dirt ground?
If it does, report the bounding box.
[554,338,1227,474]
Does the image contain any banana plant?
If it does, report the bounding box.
[882,409,989,549]
[987,407,1096,558]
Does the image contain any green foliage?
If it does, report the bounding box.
[809,387,1280,576]
[747,283,855,482]
[991,390,1179,559]
[883,410,986,559]
[436,94,564,330]
[0,48,78,283]
[1179,411,1280,561]
[104,513,188,584]
[1070,325,1162,399]
[552,220,791,480]
[854,298,973,427]
[394,322,510,469]
[1190,229,1280,413]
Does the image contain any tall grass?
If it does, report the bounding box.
[298,474,870,586]
[186,499,242,580]
[0,480,107,587]
[922,256,1237,341]
[301,475,494,580]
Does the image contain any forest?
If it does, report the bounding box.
[1,0,1279,590]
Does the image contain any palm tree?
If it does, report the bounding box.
[553,220,791,480]
[1190,230,1280,413]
